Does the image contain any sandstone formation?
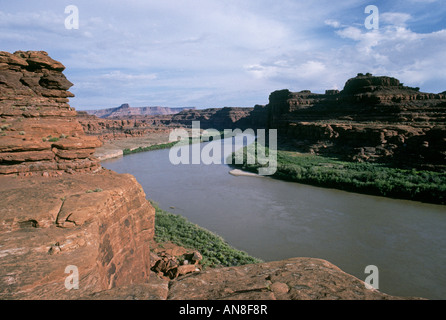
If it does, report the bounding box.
[77,111,178,141]
[167,257,413,300]
[258,73,446,170]
[77,106,254,142]
[169,107,254,130]
[0,170,155,299]
[0,51,156,299]
[0,51,102,176]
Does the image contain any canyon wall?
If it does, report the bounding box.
[261,74,446,170]
[0,171,155,299]
[0,51,102,176]
[0,51,156,299]
[77,106,254,140]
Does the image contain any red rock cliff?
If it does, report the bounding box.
[0,51,155,299]
[0,51,102,176]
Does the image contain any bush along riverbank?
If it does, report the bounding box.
[123,141,180,155]
[151,201,262,268]
[230,145,446,205]
[122,130,237,156]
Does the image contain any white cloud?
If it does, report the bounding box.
[325,19,341,29]
[101,71,157,81]
[1,1,445,108]
[381,12,412,27]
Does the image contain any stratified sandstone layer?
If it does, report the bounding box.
[77,106,254,141]
[0,170,155,299]
[259,73,446,170]
[0,51,156,299]
[0,51,102,176]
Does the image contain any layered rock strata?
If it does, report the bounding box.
[0,170,155,299]
[0,51,102,176]
[260,74,446,170]
[0,51,156,299]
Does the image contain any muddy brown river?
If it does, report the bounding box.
[103,136,446,299]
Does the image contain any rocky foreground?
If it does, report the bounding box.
[0,51,422,300]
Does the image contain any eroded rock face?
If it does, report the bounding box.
[81,257,421,300]
[77,111,178,141]
[77,106,255,142]
[0,51,102,176]
[170,107,254,130]
[167,257,417,300]
[262,73,446,170]
[0,170,155,299]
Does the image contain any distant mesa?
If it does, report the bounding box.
[85,104,196,118]
[261,72,446,170]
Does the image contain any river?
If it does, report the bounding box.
[102,135,446,300]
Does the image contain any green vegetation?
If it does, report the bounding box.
[123,131,234,156]
[231,145,446,205]
[48,137,59,142]
[152,201,262,268]
[123,141,182,155]
[86,188,103,193]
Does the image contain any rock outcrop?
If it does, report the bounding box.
[167,257,412,300]
[77,111,177,141]
[169,107,254,130]
[77,106,254,141]
[0,51,102,176]
[0,170,155,299]
[84,256,420,300]
[260,73,446,170]
[0,51,157,299]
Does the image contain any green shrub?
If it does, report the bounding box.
[231,146,446,204]
[152,201,261,268]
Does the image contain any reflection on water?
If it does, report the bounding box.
[103,136,446,299]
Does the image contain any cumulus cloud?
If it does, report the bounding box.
[0,1,445,108]
[381,12,412,27]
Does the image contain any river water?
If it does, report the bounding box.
[102,136,446,299]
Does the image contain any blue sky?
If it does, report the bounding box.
[1,0,445,110]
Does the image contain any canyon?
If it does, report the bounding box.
[261,74,446,171]
[0,51,430,300]
[80,73,446,171]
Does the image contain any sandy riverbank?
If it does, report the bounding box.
[228,169,263,178]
